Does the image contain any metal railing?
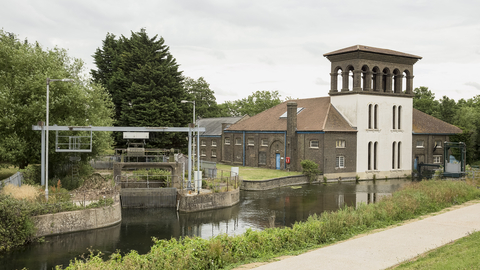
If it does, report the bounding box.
[0,172,23,188]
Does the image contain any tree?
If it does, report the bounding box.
[220,90,282,117]
[92,29,190,149]
[0,30,113,170]
[413,86,440,117]
[183,77,222,119]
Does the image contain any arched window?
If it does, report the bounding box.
[374,142,378,170]
[347,66,354,91]
[374,104,378,129]
[398,106,402,130]
[397,141,402,169]
[368,142,372,170]
[392,105,397,129]
[368,104,373,129]
[336,68,342,91]
[392,142,396,169]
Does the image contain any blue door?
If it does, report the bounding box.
[276,153,281,170]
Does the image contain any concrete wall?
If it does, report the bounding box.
[121,188,177,208]
[177,188,240,212]
[33,202,121,237]
[241,175,320,191]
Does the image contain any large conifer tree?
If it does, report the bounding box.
[92,29,190,148]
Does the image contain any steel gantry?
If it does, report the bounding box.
[32,125,205,200]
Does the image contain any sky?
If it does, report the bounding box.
[2,0,480,103]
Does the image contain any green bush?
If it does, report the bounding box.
[0,194,36,251]
[20,165,41,186]
[300,160,321,183]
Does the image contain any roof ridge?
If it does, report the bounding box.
[322,103,331,130]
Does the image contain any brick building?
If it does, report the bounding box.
[197,116,248,162]
[218,45,461,180]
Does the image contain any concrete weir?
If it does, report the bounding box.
[177,189,240,212]
[121,188,177,208]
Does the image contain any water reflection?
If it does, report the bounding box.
[0,179,410,270]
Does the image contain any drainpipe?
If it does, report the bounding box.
[243,131,245,166]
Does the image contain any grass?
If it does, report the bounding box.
[60,180,480,270]
[1,184,40,201]
[391,230,480,269]
[216,164,301,181]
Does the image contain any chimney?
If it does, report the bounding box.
[286,102,298,170]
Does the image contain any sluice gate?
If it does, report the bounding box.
[120,188,177,208]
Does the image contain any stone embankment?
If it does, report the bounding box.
[33,201,122,237]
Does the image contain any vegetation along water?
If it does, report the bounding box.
[2,179,476,270]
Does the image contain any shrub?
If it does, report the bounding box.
[301,160,321,183]
[0,194,36,251]
[20,165,41,186]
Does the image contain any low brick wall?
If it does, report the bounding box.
[178,189,240,213]
[241,175,320,190]
[33,202,122,237]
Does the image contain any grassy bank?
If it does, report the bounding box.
[61,180,480,270]
[391,230,480,269]
[216,164,301,180]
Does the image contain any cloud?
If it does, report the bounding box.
[465,82,480,90]
[258,56,275,66]
[315,77,329,85]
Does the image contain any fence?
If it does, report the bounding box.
[116,174,177,189]
[196,169,240,192]
[0,172,23,188]
[24,184,121,216]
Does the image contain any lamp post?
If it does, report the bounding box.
[181,100,200,190]
[45,78,74,200]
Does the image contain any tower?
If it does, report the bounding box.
[324,45,422,179]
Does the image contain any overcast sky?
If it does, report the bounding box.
[2,0,480,103]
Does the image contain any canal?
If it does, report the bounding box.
[0,179,410,270]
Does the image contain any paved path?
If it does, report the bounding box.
[253,202,480,270]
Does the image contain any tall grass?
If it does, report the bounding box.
[1,184,40,201]
[61,180,480,270]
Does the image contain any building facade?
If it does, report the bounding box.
[219,45,461,180]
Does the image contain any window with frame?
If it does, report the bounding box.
[235,137,242,145]
[434,140,442,148]
[258,152,266,165]
[247,138,254,146]
[336,156,345,168]
[416,140,424,148]
[201,140,206,146]
[201,149,206,156]
[336,140,345,148]
[261,139,268,147]
[211,149,217,157]
[433,155,442,164]
[310,140,319,148]
[211,140,217,147]
[225,137,230,145]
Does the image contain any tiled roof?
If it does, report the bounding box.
[197,116,247,136]
[226,97,356,132]
[323,45,422,59]
[412,109,462,134]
